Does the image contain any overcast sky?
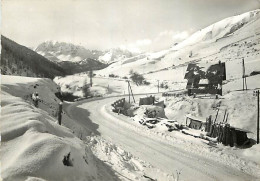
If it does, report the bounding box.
[2,0,260,52]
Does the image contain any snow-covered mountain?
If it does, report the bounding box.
[98,48,135,64]
[35,41,137,74]
[35,41,102,62]
[35,41,106,74]
[173,9,260,50]
[96,9,260,82]
[35,41,136,64]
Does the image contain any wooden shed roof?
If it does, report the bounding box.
[184,62,226,81]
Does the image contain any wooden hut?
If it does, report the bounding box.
[186,115,206,130]
[184,61,226,96]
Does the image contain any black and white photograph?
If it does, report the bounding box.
[1,0,260,180]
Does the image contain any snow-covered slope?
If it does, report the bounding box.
[96,9,260,83]
[0,75,119,181]
[1,75,176,181]
[1,36,65,78]
[173,9,260,50]
[98,48,135,64]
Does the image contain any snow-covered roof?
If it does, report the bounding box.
[199,79,209,84]
[186,114,206,123]
[184,62,226,81]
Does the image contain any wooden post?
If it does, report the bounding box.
[214,108,219,124]
[210,124,215,137]
[208,115,212,132]
[231,128,237,147]
[222,124,227,145]
[157,80,160,93]
[89,69,93,87]
[217,123,222,139]
[225,124,231,146]
[215,124,220,138]
[243,59,247,90]
[212,124,216,138]
[257,90,259,144]
[242,59,247,91]
[242,60,244,91]
[224,113,229,124]
[127,80,135,104]
[128,81,130,103]
[217,124,223,143]
[206,117,208,132]
[58,101,63,125]
[128,81,136,103]
[222,109,227,123]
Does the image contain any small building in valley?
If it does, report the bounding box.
[184,61,226,96]
[186,115,206,130]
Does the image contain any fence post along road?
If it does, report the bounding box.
[253,90,259,144]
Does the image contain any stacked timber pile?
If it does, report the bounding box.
[205,116,250,147]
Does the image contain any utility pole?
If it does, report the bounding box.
[254,90,259,144]
[128,81,130,103]
[242,58,247,91]
[89,69,93,87]
[157,80,160,93]
[58,100,63,125]
[254,30,259,144]
[127,80,135,104]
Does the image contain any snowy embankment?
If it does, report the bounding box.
[1,75,119,181]
[1,75,173,181]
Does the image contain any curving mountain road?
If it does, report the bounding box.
[64,96,257,181]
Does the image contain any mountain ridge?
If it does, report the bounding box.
[1,35,65,79]
[96,9,260,81]
[35,40,136,64]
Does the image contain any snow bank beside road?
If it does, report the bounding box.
[2,75,61,118]
[1,92,116,181]
[1,75,118,181]
[86,136,176,181]
[2,75,175,181]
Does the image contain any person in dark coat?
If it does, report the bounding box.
[32,92,40,107]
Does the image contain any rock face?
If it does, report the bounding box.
[98,48,135,64]
[35,41,107,74]
[1,36,65,79]
[35,41,137,74]
[35,41,103,63]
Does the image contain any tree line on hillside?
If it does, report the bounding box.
[1,36,65,79]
